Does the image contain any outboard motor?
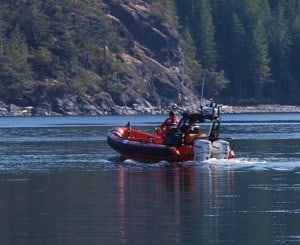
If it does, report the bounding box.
[193,140,212,162]
[211,139,230,159]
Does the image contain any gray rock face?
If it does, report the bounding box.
[104,0,181,65]
[101,0,201,113]
[0,0,202,116]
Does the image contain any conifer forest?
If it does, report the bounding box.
[1,0,300,107]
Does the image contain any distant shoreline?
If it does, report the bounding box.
[1,103,300,116]
[222,105,300,114]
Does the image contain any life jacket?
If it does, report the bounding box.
[160,117,179,138]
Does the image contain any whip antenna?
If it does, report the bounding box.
[200,69,206,105]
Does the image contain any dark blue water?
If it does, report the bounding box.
[0,114,299,244]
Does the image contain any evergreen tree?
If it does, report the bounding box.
[211,0,234,70]
[268,3,292,102]
[150,0,179,27]
[229,12,250,99]
[250,18,271,98]
[204,70,229,99]
[192,0,218,70]
[19,0,50,48]
[175,0,191,28]
[225,0,271,100]
[1,26,32,86]
[288,0,300,102]
[1,0,300,105]
[180,27,202,86]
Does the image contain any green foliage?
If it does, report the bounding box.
[1,0,300,106]
[197,70,229,99]
[176,0,218,70]
[268,3,292,99]
[193,0,218,69]
[0,0,127,105]
[152,0,300,103]
[174,0,300,104]
[180,28,202,85]
[150,0,179,27]
[250,19,271,86]
[0,26,32,86]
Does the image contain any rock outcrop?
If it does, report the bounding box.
[101,0,200,113]
[0,0,201,116]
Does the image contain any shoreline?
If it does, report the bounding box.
[1,103,300,116]
[222,105,300,114]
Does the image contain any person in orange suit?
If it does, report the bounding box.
[160,110,179,139]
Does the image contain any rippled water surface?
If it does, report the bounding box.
[0,114,299,244]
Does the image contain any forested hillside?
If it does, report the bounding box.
[0,0,300,115]
[0,0,127,109]
[169,0,300,104]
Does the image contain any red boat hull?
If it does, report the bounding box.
[107,127,194,162]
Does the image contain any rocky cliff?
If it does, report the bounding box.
[101,0,201,112]
[0,0,201,116]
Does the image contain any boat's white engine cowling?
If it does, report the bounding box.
[211,139,230,159]
[193,140,212,162]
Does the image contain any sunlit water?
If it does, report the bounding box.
[0,114,299,244]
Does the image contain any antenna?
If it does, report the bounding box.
[200,69,206,105]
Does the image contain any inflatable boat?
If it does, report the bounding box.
[107,104,235,163]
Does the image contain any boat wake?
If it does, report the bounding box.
[1,153,299,174]
[118,156,300,172]
[195,157,300,172]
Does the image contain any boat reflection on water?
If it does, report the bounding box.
[117,166,127,243]
[115,163,236,243]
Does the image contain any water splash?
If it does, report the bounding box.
[193,157,300,172]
